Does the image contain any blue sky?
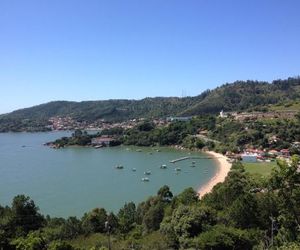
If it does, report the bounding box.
[1,0,300,114]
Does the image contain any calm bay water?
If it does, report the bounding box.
[0,132,217,217]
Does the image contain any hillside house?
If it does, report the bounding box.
[91,137,115,146]
[219,110,228,118]
[167,116,193,122]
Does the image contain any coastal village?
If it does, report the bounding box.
[48,108,298,132]
[48,116,169,131]
[2,1,300,247]
[45,109,300,206]
[47,109,300,165]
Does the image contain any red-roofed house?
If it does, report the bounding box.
[280,149,290,157]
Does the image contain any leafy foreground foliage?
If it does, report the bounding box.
[1,158,300,249]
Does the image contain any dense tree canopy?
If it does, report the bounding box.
[1,158,300,249]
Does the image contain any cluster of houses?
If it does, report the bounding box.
[47,115,174,132]
[219,110,297,121]
[48,116,156,131]
[231,148,292,163]
[48,116,87,130]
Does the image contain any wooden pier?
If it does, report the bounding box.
[169,156,190,163]
[169,156,212,163]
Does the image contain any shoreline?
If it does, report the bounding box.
[46,138,231,197]
[197,151,232,198]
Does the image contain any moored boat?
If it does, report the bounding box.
[144,170,151,175]
[160,164,167,169]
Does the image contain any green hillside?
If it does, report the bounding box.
[181,77,300,115]
[1,77,300,131]
[0,97,202,131]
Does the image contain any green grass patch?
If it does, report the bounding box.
[243,162,278,176]
[269,101,300,111]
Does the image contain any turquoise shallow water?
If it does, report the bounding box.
[0,132,217,217]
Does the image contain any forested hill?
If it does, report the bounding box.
[1,77,300,128]
[181,77,300,115]
[0,97,202,122]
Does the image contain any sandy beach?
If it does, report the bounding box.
[198,151,232,198]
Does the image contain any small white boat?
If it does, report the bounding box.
[141,177,150,182]
[175,167,181,171]
[144,170,151,175]
[160,164,167,169]
[132,168,137,171]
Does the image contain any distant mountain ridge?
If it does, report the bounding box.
[0,77,300,131]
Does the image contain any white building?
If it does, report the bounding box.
[241,154,257,163]
[219,110,228,118]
